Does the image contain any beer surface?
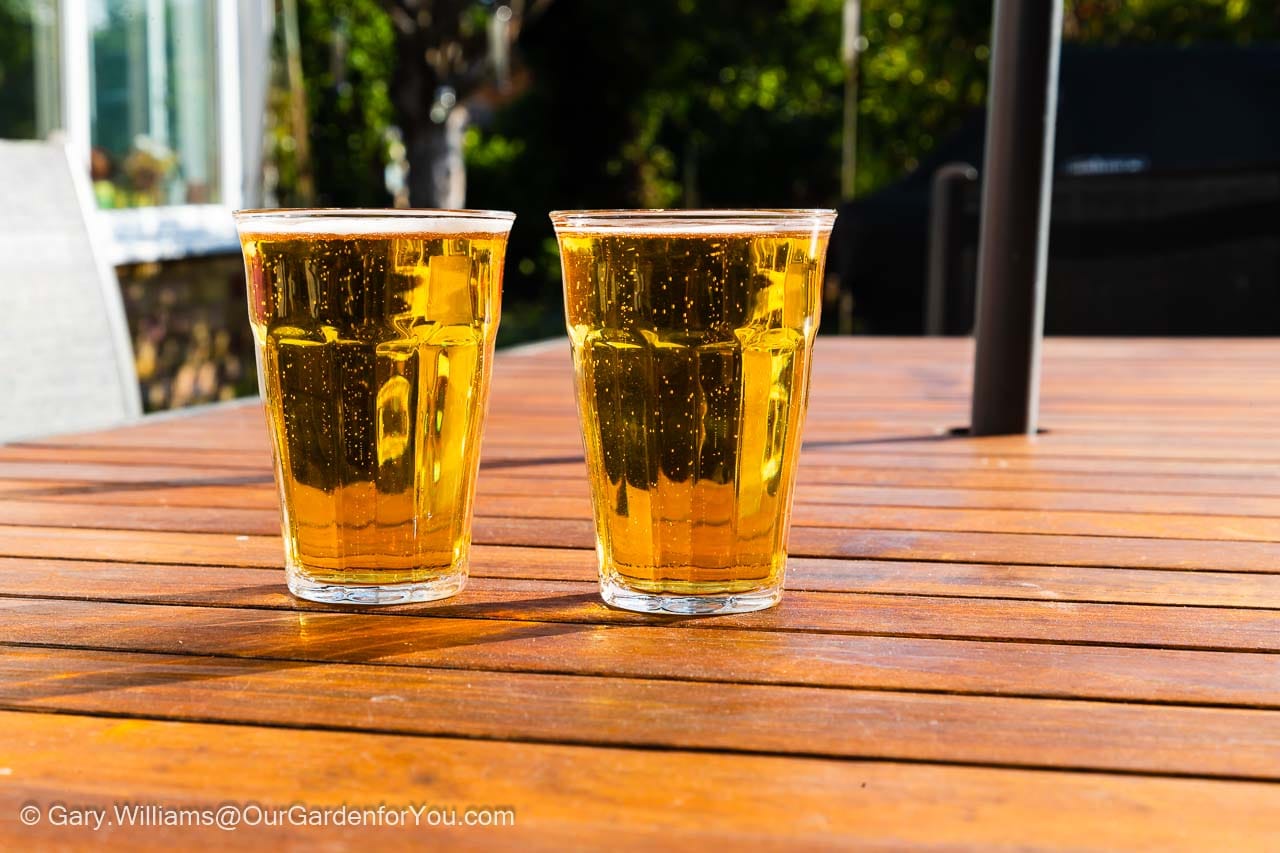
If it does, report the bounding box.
[242,230,503,585]
[560,229,826,595]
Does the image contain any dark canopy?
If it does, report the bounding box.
[835,43,1280,335]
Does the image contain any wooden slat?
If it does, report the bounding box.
[5,515,1280,573]
[4,565,1280,660]
[16,437,1280,470]
[12,460,1280,503]
[2,593,1279,707]
[36,420,1280,450]
[5,711,1277,851]
[0,461,274,484]
[481,462,1280,498]
[34,406,1280,448]
[7,545,1280,609]
[13,474,1280,520]
[4,646,1280,778]
[7,494,1280,542]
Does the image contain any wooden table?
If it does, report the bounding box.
[2,338,1279,849]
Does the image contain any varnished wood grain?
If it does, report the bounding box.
[3,595,1280,707]
[3,572,1280,652]
[4,338,1280,848]
[9,493,1280,541]
[7,544,1280,608]
[6,518,1280,573]
[4,646,1279,778]
[13,473,1280,519]
[5,711,1278,851]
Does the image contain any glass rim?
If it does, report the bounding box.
[233,207,516,221]
[548,208,837,233]
[233,207,515,236]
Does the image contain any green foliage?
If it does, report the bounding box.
[269,0,397,207]
[1064,0,1279,44]
[461,0,998,323]
[463,126,526,173]
[465,0,994,205]
[613,0,848,206]
[266,0,1280,342]
[856,0,993,192]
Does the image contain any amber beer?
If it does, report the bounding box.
[552,210,836,614]
[235,210,514,604]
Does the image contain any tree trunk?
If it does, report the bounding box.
[405,105,469,209]
[281,0,315,205]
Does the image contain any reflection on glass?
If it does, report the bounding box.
[89,0,219,208]
[0,0,61,140]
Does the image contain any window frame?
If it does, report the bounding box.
[61,0,243,264]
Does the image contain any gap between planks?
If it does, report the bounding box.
[5,519,1280,574]
[2,579,1279,655]
[3,645,1280,781]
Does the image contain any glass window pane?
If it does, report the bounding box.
[0,0,62,140]
[89,0,219,208]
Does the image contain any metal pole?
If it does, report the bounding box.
[969,0,1063,435]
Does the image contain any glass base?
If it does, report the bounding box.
[287,565,467,605]
[600,574,782,615]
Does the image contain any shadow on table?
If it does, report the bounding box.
[419,588,697,627]
[480,454,584,470]
[802,432,976,451]
[1,594,600,706]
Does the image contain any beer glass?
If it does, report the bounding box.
[551,210,837,614]
[235,209,514,604]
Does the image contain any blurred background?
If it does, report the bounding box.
[1,0,1277,413]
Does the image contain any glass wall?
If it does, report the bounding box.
[88,0,219,208]
[0,0,61,140]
